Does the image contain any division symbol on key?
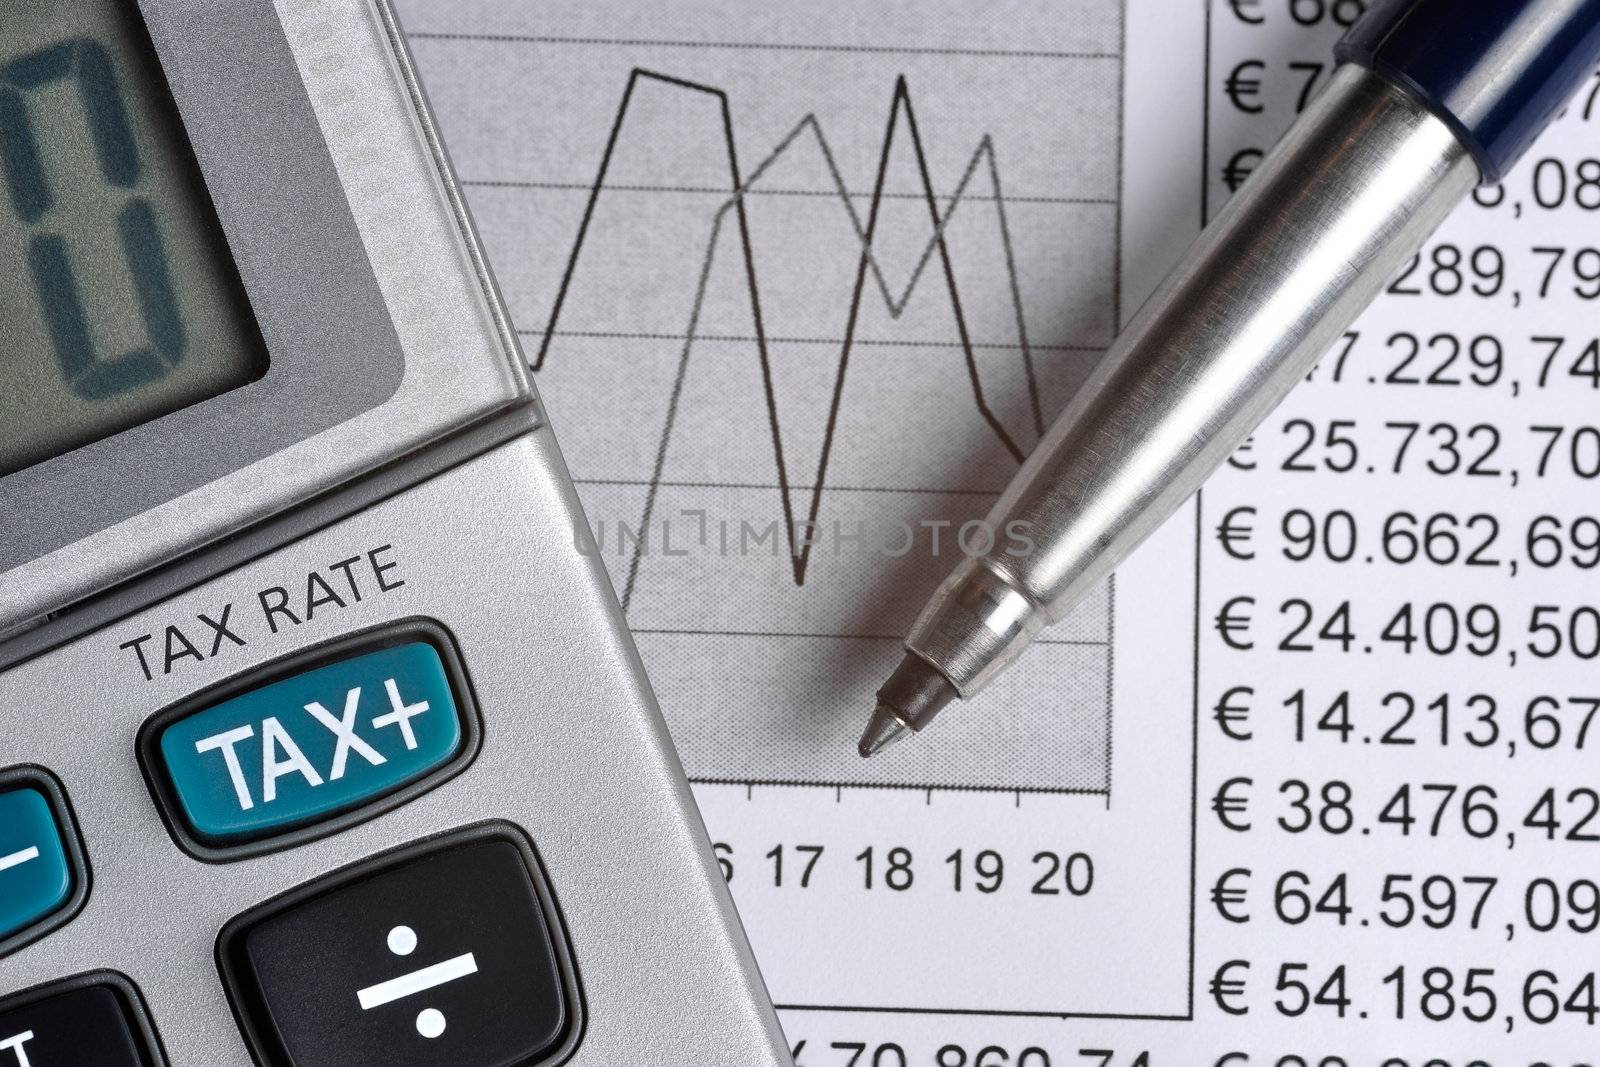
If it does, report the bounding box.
[356,925,478,1039]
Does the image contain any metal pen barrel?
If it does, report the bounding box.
[860,0,1600,756]
[908,66,1476,701]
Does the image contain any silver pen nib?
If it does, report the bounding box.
[857,706,910,758]
[856,653,958,757]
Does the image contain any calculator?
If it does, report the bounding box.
[0,1,789,1064]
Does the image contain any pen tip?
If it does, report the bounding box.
[858,705,911,758]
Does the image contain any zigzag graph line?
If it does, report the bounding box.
[534,69,1067,605]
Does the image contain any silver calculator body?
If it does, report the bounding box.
[0,0,788,1063]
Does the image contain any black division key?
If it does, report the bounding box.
[219,824,580,1067]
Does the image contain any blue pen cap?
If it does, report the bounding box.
[1337,0,1600,183]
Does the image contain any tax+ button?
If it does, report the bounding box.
[142,625,479,859]
[218,824,581,1067]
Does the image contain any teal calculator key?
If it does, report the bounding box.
[0,778,76,950]
[147,628,478,859]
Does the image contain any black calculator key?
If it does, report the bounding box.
[0,973,162,1066]
[219,824,580,1067]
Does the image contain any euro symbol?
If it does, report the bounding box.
[1210,959,1251,1016]
[1213,685,1254,741]
[1223,148,1262,192]
[1212,776,1253,832]
[1225,61,1265,114]
[1211,867,1252,923]
[1214,596,1255,650]
[1227,435,1257,471]
[1217,507,1257,560]
[1227,0,1264,23]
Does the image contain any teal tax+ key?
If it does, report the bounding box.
[150,632,474,857]
[0,784,75,944]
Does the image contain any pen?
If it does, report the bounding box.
[859,0,1600,757]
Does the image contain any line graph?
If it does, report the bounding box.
[396,4,1208,1024]
[539,70,1054,599]
[404,22,1122,791]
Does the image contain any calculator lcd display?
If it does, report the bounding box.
[0,0,266,477]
